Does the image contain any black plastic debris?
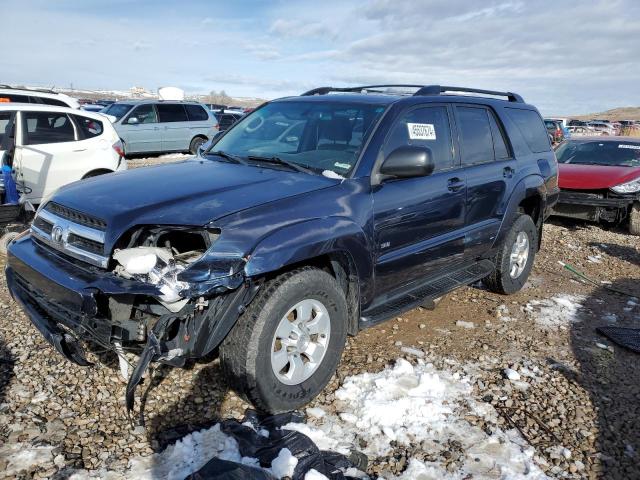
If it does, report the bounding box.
[186,458,277,480]
[188,409,366,480]
[596,327,640,353]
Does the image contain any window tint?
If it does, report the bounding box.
[157,103,188,122]
[384,106,453,172]
[218,114,239,131]
[72,115,103,138]
[126,104,157,124]
[0,112,14,147]
[184,104,209,121]
[39,97,70,107]
[506,108,550,153]
[488,111,510,159]
[22,111,76,145]
[456,106,494,165]
[0,94,29,103]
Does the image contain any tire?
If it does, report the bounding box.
[82,169,112,179]
[220,267,348,413]
[483,214,538,295]
[629,202,640,236]
[189,136,206,154]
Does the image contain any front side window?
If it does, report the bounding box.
[22,111,76,145]
[126,104,157,124]
[383,106,454,172]
[72,115,103,138]
[157,104,188,123]
[38,97,69,107]
[456,106,494,165]
[506,108,550,153]
[555,140,640,167]
[184,104,209,121]
[209,101,386,176]
[104,103,133,121]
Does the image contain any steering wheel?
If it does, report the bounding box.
[244,116,264,133]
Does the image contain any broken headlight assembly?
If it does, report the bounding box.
[610,177,640,194]
[112,226,222,312]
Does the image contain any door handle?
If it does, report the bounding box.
[503,166,515,178]
[447,177,465,192]
[72,148,87,152]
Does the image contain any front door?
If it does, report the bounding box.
[372,104,466,297]
[453,105,515,259]
[16,110,87,204]
[118,104,161,154]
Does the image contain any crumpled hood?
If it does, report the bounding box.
[558,163,640,189]
[49,159,337,246]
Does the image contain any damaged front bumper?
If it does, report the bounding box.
[552,190,636,222]
[6,236,257,412]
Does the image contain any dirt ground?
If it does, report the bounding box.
[0,156,639,479]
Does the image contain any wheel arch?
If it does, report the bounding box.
[82,168,114,179]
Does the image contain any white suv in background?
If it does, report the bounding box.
[0,104,126,205]
[0,85,80,109]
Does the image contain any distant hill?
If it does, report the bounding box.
[572,106,640,121]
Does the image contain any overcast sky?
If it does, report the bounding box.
[2,0,638,115]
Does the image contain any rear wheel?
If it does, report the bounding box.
[629,202,640,236]
[483,214,537,294]
[220,267,348,413]
[189,136,206,154]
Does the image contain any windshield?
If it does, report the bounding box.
[103,103,133,121]
[207,100,387,176]
[556,140,640,167]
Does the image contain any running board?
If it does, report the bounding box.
[359,259,495,328]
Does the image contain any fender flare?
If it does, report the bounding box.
[244,216,373,294]
[492,174,546,249]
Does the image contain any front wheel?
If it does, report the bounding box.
[220,267,348,413]
[483,214,538,294]
[189,136,206,154]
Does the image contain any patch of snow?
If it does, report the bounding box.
[504,368,521,381]
[305,469,330,479]
[306,407,326,418]
[322,170,345,180]
[270,448,298,478]
[525,294,585,329]
[400,346,425,357]
[0,443,55,477]
[284,359,547,479]
[587,255,602,263]
[455,320,475,329]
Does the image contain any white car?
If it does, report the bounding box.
[0,104,126,205]
[586,121,616,136]
[0,86,80,109]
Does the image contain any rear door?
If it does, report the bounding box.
[119,104,160,153]
[156,103,190,151]
[16,110,89,203]
[372,104,466,296]
[453,105,515,259]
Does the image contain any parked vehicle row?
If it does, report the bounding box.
[5,84,559,414]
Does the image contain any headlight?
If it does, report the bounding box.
[610,178,640,194]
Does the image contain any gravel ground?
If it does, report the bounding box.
[0,155,639,479]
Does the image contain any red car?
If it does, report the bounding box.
[552,137,640,234]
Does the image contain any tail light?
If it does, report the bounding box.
[112,139,125,158]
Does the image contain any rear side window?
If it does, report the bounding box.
[506,108,550,153]
[157,104,188,122]
[488,112,510,159]
[22,111,76,145]
[0,94,29,103]
[72,115,103,139]
[38,97,69,107]
[384,105,454,172]
[456,106,494,165]
[184,104,209,121]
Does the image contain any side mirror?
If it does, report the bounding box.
[379,145,434,180]
[127,116,139,125]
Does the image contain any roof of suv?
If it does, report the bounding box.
[0,86,80,108]
[110,99,205,105]
[0,103,112,121]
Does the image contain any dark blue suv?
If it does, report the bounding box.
[5,85,558,413]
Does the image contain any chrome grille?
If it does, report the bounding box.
[31,207,109,268]
[44,202,107,231]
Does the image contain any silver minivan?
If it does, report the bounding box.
[102,100,219,155]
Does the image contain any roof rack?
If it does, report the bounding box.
[414,85,524,103]
[301,84,524,103]
[0,84,59,95]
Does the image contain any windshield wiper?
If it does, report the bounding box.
[208,150,247,165]
[247,155,315,175]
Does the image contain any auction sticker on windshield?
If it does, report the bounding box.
[619,144,640,150]
[407,123,436,140]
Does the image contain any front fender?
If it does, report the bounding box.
[244,216,373,294]
[492,174,546,249]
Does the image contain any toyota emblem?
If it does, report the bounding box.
[51,225,64,244]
